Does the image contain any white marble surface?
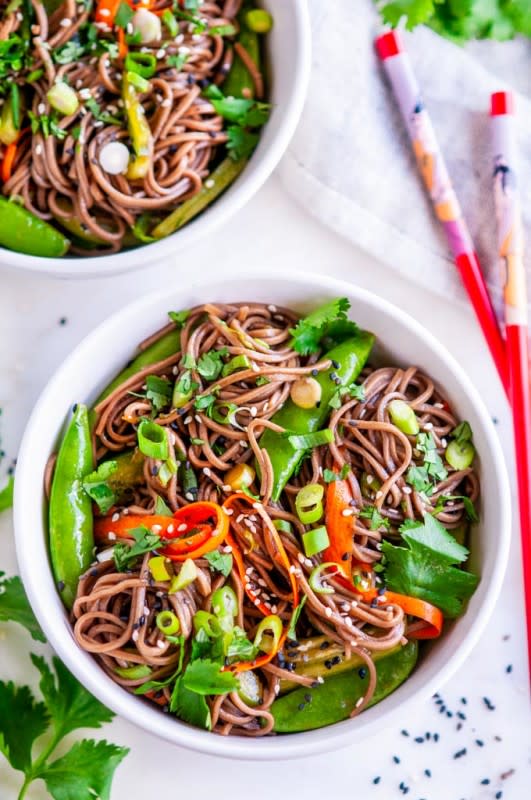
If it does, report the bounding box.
[0,175,529,800]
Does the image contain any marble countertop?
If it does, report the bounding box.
[1,174,529,800]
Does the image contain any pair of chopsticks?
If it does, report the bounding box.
[375,31,531,677]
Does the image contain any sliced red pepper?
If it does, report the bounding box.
[362,588,443,639]
[323,476,355,580]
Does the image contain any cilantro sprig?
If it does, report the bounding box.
[113,525,161,572]
[289,298,359,355]
[381,514,479,617]
[375,0,531,42]
[0,574,128,799]
[82,461,117,514]
[204,84,270,161]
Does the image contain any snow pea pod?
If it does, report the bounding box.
[260,331,375,501]
[0,198,70,257]
[272,641,418,733]
[49,403,94,609]
[89,328,181,427]
[223,3,261,99]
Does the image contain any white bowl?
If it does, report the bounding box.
[14,272,511,760]
[1,1,311,279]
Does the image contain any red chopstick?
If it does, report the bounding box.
[490,91,531,674]
[375,31,509,396]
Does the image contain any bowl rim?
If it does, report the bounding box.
[0,0,312,280]
[14,270,511,760]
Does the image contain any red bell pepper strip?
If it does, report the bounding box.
[362,588,443,639]
[323,476,355,580]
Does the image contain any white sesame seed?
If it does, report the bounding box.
[250,406,257,417]
[222,484,232,492]
[126,22,133,34]
[59,18,72,27]
[258,578,267,586]
[375,490,383,499]
[183,416,192,424]
[252,502,262,511]
[325,607,332,618]
[254,598,261,606]
[35,144,42,156]
[297,553,305,564]
[205,178,215,188]
[143,605,150,615]
[270,605,278,613]
[166,524,174,534]
[434,402,444,409]
[132,630,139,641]
[107,532,116,541]
[235,513,244,524]
[341,508,354,517]
[203,467,211,477]
[178,45,191,55]
[223,507,234,516]
[317,676,324,684]
[177,523,187,532]
[93,121,104,128]
[157,640,166,649]
[223,545,232,553]
[351,600,358,608]
[111,512,120,523]
[37,102,46,115]
[441,438,448,447]
[366,474,374,485]
[355,696,364,708]
[304,558,313,568]
[345,617,354,627]
[99,8,111,16]
[194,414,202,423]
[402,486,412,495]
[423,422,433,431]
[156,48,165,59]
[79,88,91,99]
[161,98,171,108]
[122,508,129,515]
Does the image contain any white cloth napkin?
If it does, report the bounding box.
[278,0,531,324]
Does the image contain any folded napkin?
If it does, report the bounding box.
[278,0,531,323]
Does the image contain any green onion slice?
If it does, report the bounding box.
[137,419,169,460]
[126,70,150,92]
[169,558,198,593]
[295,483,324,525]
[388,399,420,435]
[302,525,330,558]
[253,614,282,654]
[162,8,178,37]
[193,610,222,638]
[309,562,340,595]
[124,51,157,78]
[445,439,475,470]
[156,610,180,636]
[211,585,238,631]
[287,429,334,450]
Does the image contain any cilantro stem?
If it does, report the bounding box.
[17,777,31,800]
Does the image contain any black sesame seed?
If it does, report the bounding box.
[475,739,484,747]
[90,568,98,577]
[370,598,378,608]
[139,615,146,626]
[414,736,424,743]
[453,748,467,759]
[324,659,333,670]
[456,722,463,731]
[424,769,431,778]
[162,704,169,713]
[372,776,381,785]
[377,586,386,595]
[331,655,341,666]
[286,662,295,672]
[446,710,453,717]
[392,755,400,764]
[316,401,321,408]
[304,693,312,703]
[311,680,320,688]
[435,698,444,705]
[460,696,467,705]
[151,466,159,476]
[457,711,466,720]
[480,778,490,785]
[286,638,299,648]
[341,552,350,561]
[425,732,431,740]
[311,369,318,377]
[506,664,513,673]
[319,640,330,650]
[329,372,338,381]
[57,580,65,592]
[59,316,67,325]
[483,696,496,710]
[401,729,409,737]
[433,733,439,742]
[331,360,340,369]
[297,703,305,711]
[72,403,78,413]
[358,667,367,679]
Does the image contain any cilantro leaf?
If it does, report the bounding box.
[323,464,351,483]
[30,654,114,743]
[113,526,161,572]
[37,739,129,800]
[377,0,436,30]
[433,493,478,522]
[146,375,172,413]
[0,682,49,773]
[329,381,365,410]
[360,505,390,531]
[182,659,239,695]
[170,677,211,729]
[289,298,358,355]
[406,464,433,494]
[114,1,134,28]
[226,125,260,160]
[451,421,473,445]
[204,550,233,577]
[382,514,479,617]
[225,626,257,661]
[167,53,188,70]
[0,475,14,511]
[194,393,217,414]
[0,572,45,642]
[168,309,190,327]
[416,432,448,482]
[154,494,173,516]
[196,347,229,381]
[82,461,117,514]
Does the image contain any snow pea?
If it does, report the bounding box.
[89,328,181,427]
[49,403,94,609]
[260,331,375,501]
[0,198,70,257]
[223,2,261,99]
[272,641,418,733]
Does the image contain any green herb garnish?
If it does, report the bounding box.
[113,526,161,572]
[82,461,117,514]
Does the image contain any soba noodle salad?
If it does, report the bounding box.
[47,299,480,736]
[0,0,271,257]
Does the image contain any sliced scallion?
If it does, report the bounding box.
[114,664,152,679]
[156,610,180,636]
[253,614,282,654]
[137,419,169,460]
[309,562,340,595]
[445,439,475,470]
[272,519,293,534]
[126,70,150,92]
[302,525,330,558]
[169,558,198,592]
[287,429,334,450]
[47,81,79,117]
[295,483,324,525]
[388,399,420,435]
[124,51,157,78]
[221,355,251,377]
